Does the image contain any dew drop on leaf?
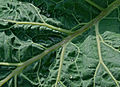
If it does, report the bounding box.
[69,75,73,79]
[58,82,60,85]
[71,59,74,62]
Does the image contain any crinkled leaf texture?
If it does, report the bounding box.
[0,0,120,87]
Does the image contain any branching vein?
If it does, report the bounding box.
[95,23,119,87]
[0,0,120,86]
[0,19,72,34]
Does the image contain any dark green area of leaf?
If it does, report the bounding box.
[0,0,120,87]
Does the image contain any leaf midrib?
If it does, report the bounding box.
[0,0,120,86]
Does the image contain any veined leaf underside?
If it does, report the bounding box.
[0,0,120,87]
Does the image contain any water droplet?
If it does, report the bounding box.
[71,59,74,62]
[58,82,60,84]
[70,75,73,79]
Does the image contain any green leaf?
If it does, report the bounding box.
[0,0,120,87]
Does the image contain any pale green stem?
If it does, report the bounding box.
[55,44,67,87]
[99,35,120,53]
[32,42,47,49]
[0,0,120,86]
[118,7,120,21]
[20,73,39,85]
[95,23,119,87]
[30,4,46,23]
[0,19,72,34]
[72,13,80,24]
[59,81,67,87]
[93,62,100,87]
[0,62,23,66]
[95,23,103,61]
[37,60,42,86]
[0,66,24,86]
[72,13,87,31]
[71,23,88,31]
[101,62,120,87]
[85,0,104,11]
[14,75,17,87]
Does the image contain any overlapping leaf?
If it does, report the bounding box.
[0,0,120,87]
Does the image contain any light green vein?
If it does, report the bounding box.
[0,62,23,66]
[0,19,72,34]
[95,23,119,87]
[85,0,104,11]
[55,44,67,87]
[1,0,120,86]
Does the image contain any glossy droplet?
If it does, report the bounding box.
[58,82,60,84]
[71,59,74,62]
[70,75,73,79]
[57,82,61,86]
